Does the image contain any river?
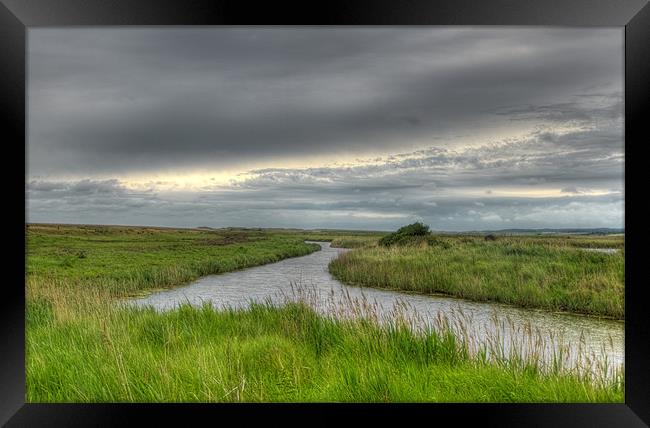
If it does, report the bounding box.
[129,241,623,378]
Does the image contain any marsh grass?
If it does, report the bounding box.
[329,237,378,248]
[27,285,623,403]
[25,224,624,402]
[27,224,321,297]
[279,283,622,386]
[329,236,624,318]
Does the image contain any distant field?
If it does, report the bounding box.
[329,234,624,319]
[25,224,623,403]
[26,223,323,297]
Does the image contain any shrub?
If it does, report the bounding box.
[395,222,430,236]
[379,222,431,247]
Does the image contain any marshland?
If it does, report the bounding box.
[26,27,627,404]
[26,223,624,402]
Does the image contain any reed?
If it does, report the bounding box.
[329,237,624,318]
[27,293,623,403]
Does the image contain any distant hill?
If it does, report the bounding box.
[193,226,624,236]
[438,228,624,236]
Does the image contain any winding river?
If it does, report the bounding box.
[130,241,623,376]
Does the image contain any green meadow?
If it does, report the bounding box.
[329,233,624,319]
[26,224,624,402]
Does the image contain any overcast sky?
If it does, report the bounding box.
[27,27,624,231]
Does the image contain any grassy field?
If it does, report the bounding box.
[329,234,624,319]
[26,224,623,402]
[27,300,622,402]
[26,223,322,297]
[330,236,380,248]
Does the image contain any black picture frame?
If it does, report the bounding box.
[2,0,649,426]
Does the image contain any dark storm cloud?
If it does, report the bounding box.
[27,27,624,230]
[28,27,623,175]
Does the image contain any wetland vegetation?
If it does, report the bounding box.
[329,223,624,319]
[25,223,624,402]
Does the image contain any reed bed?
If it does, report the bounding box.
[27,292,624,402]
[329,237,624,318]
[277,283,622,388]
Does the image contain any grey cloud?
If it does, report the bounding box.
[232,125,624,196]
[494,92,623,125]
[27,131,624,230]
[26,27,624,230]
[27,179,127,196]
[28,27,623,176]
[27,177,624,231]
[561,186,592,194]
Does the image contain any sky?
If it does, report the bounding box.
[26,27,624,231]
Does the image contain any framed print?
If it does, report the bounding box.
[2,0,649,425]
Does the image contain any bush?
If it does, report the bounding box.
[484,234,497,241]
[379,222,431,247]
[395,222,430,236]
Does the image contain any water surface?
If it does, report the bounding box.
[131,241,623,376]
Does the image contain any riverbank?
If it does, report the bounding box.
[27,298,622,402]
[27,224,324,298]
[26,224,623,402]
[329,235,624,319]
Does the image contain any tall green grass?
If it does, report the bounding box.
[329,236,624,318]
[330,237,378,249]
[26,297,622,403]
[27,224,320,297]
[25,224,624,402]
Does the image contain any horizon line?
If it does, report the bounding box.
[25,221,625,234]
